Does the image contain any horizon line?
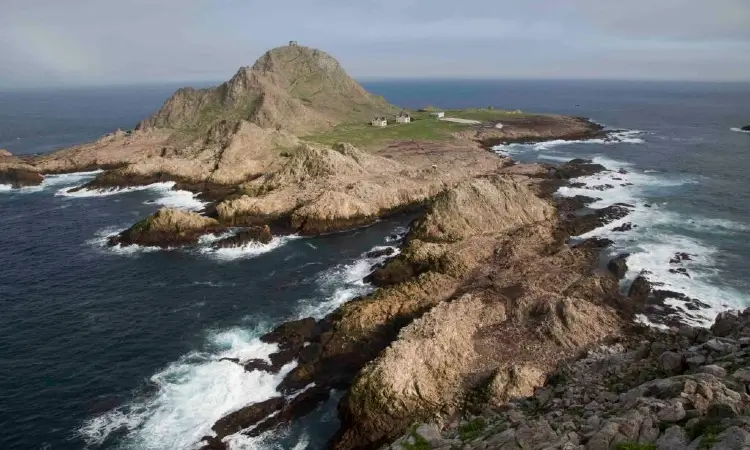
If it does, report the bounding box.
[2,77,750,92]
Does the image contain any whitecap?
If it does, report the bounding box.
[41,170,103,187]
[87,226,163,256]
[199,235,301,261]
[297,244,401,319]
[147,189,207,211]
[555,154,747,325]
[56,181,177,198]
[79,327,295,449]
[492,129,645,156]
[730,127,750,134]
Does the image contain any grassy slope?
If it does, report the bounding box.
[304,108,529,148]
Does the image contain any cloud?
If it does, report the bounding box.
[0,0,748,87]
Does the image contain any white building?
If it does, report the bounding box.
[395,111,411,124]
[431,111,445,118]
[371,117,387,127]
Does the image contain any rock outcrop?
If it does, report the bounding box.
[31,45,397,183]
[741,125,750,131]
[0,162,44,188]
[201,168,631,449]
[474,116,605,148]
[387,309,750,450]
[214,142,448,234]
[108,208,225,248]
[0,149,12,157]
[138,45,396,135]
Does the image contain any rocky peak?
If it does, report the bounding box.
[137,45,396,135]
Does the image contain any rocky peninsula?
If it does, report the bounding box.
[3,44,710,450]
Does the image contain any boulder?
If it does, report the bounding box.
[656,425,689,450]
[658,351,685,375]
[628,273,652,304]
[742,125,750,131]
[607,254,630,279]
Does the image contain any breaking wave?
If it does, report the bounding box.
[556,156,747,325]
[730,127,750,134]
[198,235,302,261]
[79,231,403,448]
[493,130,646,156]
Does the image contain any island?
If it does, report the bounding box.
[5,44,738,450]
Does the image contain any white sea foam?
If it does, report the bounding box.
[56,181,177,198]
[298,244,401,319]
[199,235,301,261]
[555,154,747,325]
[79,327,295,449]
[80,229,405,449]
[87,226,163,255]
[493,129,645,156]
[147,189,207,211]
[41,170,103,187]
[730,127,750,134]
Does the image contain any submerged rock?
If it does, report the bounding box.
[108,208,224,248]
[566,203,632,236]
[211,226,272,249]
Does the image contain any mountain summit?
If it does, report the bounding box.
[137,45,397,135]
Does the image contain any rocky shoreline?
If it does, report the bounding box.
[386,309,750,450]
[196,156,667,450]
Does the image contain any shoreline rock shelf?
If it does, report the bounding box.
[386,309,750,450]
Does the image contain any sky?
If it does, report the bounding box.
[1,0,749,87]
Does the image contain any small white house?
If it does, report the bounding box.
[371,117,387,127]
[431,111,445,118]
[395,111,411,124]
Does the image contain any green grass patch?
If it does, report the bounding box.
[304,117,467,147]
[402,427,431,450]
[615,443,656,450]
[444,108,529,121]
[458,418,486,441]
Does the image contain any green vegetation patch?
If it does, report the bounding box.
[444,108,530,121]
[401,426,431,450]
[615,443,656,450]
[304,117,466,147]
[458,418,486,441]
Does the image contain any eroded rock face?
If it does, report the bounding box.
[0,163,44,188]
[108,208,225,248]
[215,143,445,234]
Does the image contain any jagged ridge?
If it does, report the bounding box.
[137,45,397,135]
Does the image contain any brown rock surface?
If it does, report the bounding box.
[30,45,396,185]
[214,142,504,234]
[0,161,44,188]
[471,115,605,147]
[108,208,225,248]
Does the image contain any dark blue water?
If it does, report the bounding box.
[1,80,750,449]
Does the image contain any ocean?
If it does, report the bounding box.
[1,80,749,449]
